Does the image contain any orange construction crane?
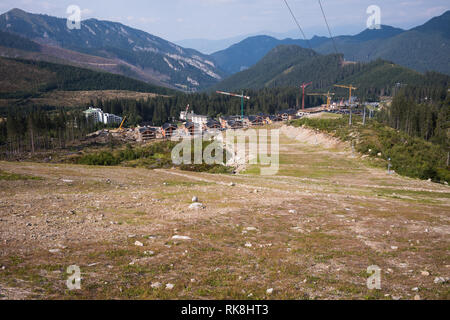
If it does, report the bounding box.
[300,82,312,110]
[307,91,335,109]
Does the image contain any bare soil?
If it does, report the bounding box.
[0,125,448,300]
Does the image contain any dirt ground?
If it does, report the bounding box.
[0,125,448,300]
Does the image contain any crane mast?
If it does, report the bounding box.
[300,82,312,110]
[216,91,250,119]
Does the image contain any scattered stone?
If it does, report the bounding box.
[421,271,430,276]
[165,283,175,290]
[68,210,76,215]
[412,287,419,292]
[192,196,198,203]
[62,179,74,183]
[266,288,274,295]
[247,293,253,297]
[26,223,32,227]
[414,295,421,300]
[49,249,61,253]
[189,202,205,210]
[246,227,258,231]
[151,282,161,289]
[1,266,6,270]
[434,277,446,284]
[190,279,196,283]
[134,241,144,247]
[391,246,398,250]
[229,182,235,187]
[253,189,259,193]
[106,179,111,184]
[245,242,252,248]
[172,235,192,240]
[144,250,155,256]
[88,263,100,267]
[128,234,136,238]
[392,296,401,300]
[288,210,297,214]
[377,152,382,157]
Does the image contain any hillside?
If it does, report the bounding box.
[211,11,450,76]
[314,12,450,75]
[0,32,173,89]
[212,44,449,96]
[0,57,174,100]
[0,8,227,91]
[211,35,306,74]
[0,30,41,52]
[1,126,449,299]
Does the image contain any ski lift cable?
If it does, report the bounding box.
[317,0,339,56]
[282,0,329,92]
[282,0,313,51]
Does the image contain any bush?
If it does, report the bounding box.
[75,140,233,174]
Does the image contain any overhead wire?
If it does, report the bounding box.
[317,0,340,57]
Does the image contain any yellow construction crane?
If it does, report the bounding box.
[118,116,127,131]
[111,116,127,133]
[334,84,357,105]
[307,91,335,109]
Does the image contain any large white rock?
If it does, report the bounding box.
[189,202,205,210]
[172,235,192,240]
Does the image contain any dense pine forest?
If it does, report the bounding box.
[0,58,174,99]
[377,86,449,149]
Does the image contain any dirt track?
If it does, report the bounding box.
[0,126,448,299]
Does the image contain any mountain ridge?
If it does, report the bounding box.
[0,8,227,91]
[212,44,449,97]
[211,11,450,76]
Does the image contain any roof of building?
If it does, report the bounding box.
[162,123,177,130]
[137,127,157,133]
[247,115,264,122]
[184,122,196,128]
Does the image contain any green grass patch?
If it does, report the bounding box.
[289,117,450,183]
[0,170,42,181]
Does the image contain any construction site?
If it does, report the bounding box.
[85,84,378,145]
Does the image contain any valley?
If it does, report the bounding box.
[0,3,448,303]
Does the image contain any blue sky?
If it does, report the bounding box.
[0,0,448,41]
